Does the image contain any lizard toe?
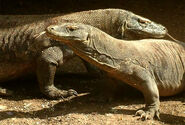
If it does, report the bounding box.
[135,108,159,120]
[0,88,13,96]
[135,109,145,116]
[68,89,78,96]
[140,112,153,120]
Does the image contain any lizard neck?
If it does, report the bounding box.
[92,30,132,66]
[52,9,126,39]
[68,28,134,72]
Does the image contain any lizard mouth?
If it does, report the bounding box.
[124,28,167,39]
[34,31,46,39]
[45,29,71,44]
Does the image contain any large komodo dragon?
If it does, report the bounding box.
[45,23,185,120]
[0,9,167,98]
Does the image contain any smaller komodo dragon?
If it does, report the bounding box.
[45,23,185,120]
[0,9,167,98]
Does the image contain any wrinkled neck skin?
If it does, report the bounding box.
[67,28,132,73]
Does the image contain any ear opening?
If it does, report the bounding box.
[86,33,90,41]
[121,21,127,38]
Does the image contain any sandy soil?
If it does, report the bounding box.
[0,75,184,125]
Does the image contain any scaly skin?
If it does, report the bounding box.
[45,23,185,120]
[0,9,167,98]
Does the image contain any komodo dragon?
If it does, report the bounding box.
[45,23,185,120]
[0,9,167,98]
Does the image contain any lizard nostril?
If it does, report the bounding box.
[162,27,166,30]
[163,27,167,32]
[51,27,54,30]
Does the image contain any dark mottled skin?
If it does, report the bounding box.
[0,9,167,98]
[45,23,185,120]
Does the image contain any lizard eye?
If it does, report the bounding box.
[66,25,79,32]
[138,19,150,24]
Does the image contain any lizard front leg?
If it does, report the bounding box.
[121,61,160,120]
[36,46,77,98]
[132,67,160,120]
[135,78,160,120]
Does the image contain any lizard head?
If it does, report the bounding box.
[46,23,90,43]
[46,23,92,53]
[122,12,167,39]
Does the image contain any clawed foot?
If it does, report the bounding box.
[67,89,78,96]
[42,86,78,99]
[135,107,160,120]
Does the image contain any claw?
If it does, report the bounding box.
[135,110,145,116]
[135,108,159,120]
[68,89,78,96]
[140,113,147,121]
[143,114,151,120]
[60,95,65,100]
[140,113,145,118]
[156,110,160,120]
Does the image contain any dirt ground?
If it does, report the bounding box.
[0,0,185,125]
[0,74,184,125]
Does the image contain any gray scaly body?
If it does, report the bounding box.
[45,23,185,119]
[0,9,167,97]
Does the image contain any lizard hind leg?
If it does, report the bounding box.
[120,60,160,120]
[36,47,78,99]
[36,57,77,99]
[0,87,13,96]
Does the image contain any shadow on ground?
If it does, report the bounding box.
[0,74,184,124]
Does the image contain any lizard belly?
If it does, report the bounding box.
[157,80,185,96]
[0,62,35,82]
